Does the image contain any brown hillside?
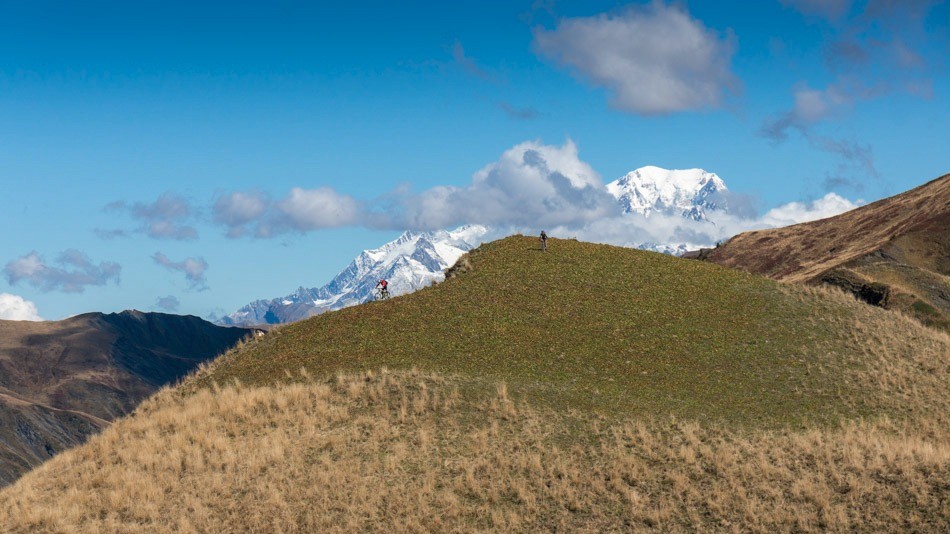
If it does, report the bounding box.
[0,311,250,486]
[702,173,950,329]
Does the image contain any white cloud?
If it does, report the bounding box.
[3,250,121,293]
[105,192,199,240]
[759,192,860,227]
[153,252,209,291]
[277,187,362,231]
[214,140,613,235]
[545,193,861,251]
[213,191,271,238]
[0,293,43,321]
[210,139,863,250]
[213,187,362,238]
[533,2,738,114]
[394,139,614,230]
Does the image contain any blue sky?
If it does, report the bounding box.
[1,0,947,321]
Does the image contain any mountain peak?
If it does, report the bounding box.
[607,166,728,221]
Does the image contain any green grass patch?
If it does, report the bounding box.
[197,237,889,428]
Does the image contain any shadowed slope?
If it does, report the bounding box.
[699,173,950,329]
[0,311,250,485]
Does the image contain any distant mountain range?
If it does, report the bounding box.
[221,226,488,326]
[222,166,730,327]
[0,311,251,485]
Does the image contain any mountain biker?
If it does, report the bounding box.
[375,279,390,299]
[539,230,548,252]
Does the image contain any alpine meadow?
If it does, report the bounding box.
[1,236,947,531]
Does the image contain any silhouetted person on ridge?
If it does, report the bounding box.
[539,230,548,252]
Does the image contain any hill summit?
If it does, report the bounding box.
[201,235,946,427]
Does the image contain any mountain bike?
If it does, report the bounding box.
[373,288,390,301]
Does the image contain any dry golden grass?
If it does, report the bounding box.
[789,285,950,432]
[1,360,946,532]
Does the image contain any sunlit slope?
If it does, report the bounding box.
[198,236,936,426]
[3,370,947,532]
[702,173,950,330]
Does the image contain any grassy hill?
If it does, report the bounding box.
[0,236,947,531]
[195,236,944,428]
[698,173,950,331]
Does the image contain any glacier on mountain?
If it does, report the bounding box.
[606,166,728,221]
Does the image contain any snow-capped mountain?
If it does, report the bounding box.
[221,225,489,326]
[222,166,732,326]
[607,166,728,221]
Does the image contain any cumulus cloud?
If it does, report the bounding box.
[153,252,209,291]
[445,144,861,250]
[759,193,860,227]
[155,295,181,312]
[392,139,615,230]
[276,188,362,232]
[211,139,862,251]
[213,188,362,238]
[533,2,739,114]
[3,250,121,293]
[106,192,199,240]
[0,293,43,321]
[213,190,271,238]
[215,140,613,235]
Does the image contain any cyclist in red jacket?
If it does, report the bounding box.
[375,279,390,299]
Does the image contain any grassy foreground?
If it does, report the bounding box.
[1,368,946,532]
[0,236,947,531]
